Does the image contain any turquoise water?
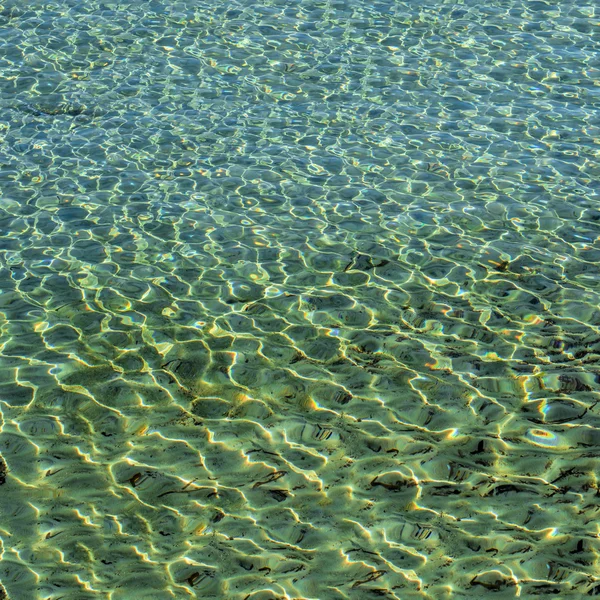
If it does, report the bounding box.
[1,0,600,598]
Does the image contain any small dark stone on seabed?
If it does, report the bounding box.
[334,390,353,404]
[0,454,6,485]
[269,489,289,502]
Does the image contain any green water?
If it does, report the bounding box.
[1,0,600,598]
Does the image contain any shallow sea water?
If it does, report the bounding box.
[1,0,600,598]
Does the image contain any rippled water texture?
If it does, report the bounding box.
[1,0,600,598]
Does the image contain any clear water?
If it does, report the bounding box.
[1,0,600,598]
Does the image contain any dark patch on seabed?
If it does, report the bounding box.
[1,0,600,598]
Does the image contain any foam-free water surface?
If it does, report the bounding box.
[1,0,600,598]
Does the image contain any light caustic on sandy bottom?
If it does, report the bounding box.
[1,0,600,598]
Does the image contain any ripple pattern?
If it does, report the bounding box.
[1,0,600,598]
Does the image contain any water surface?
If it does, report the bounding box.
[1,0,600,598]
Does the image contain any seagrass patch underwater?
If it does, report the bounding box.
[0,0,600,598]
